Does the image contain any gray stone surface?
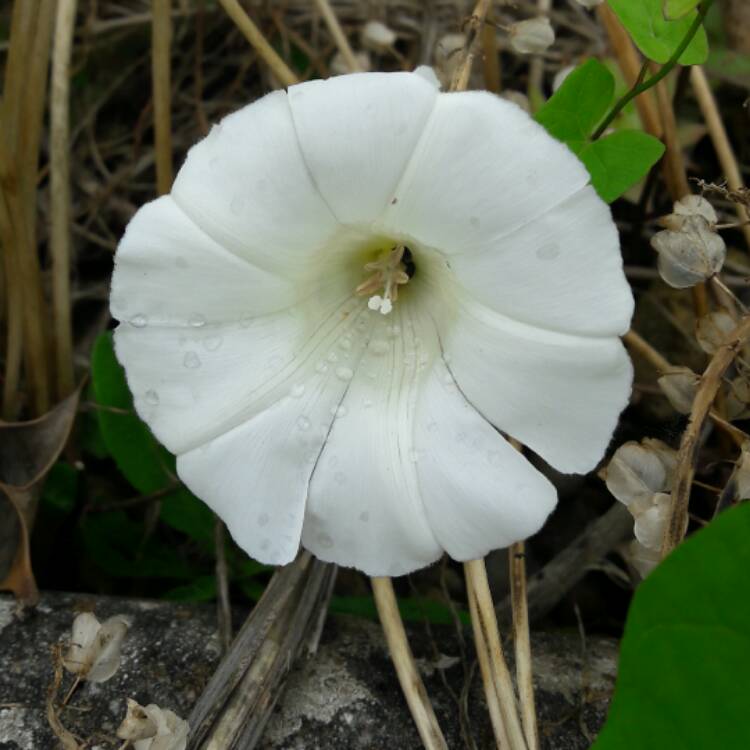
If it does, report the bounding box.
[0,592,617,749]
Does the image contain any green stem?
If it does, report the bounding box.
[592,0,713,140]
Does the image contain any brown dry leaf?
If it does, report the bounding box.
[0,386,81,605]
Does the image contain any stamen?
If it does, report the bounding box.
[356,244,412,316]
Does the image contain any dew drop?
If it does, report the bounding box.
[370,339,389,355]
[230,195,244,215]
[363,398,374,409]
[175,256,189,269]
[334,471,346,485]
[330,405,348,418]
[258,513,270,527]
[189,313,207,328]
[290,383,305,398]
[335,366,354,382]
[469,215,480,228]
[296,415,311,431]
[202,335,223,352]
[359,511,370,523]
[144,389,159,406]
[130,313,148,328]
[536,243,560,261]
[183,351,201,369]
[317,532,334,550]
[326,351,339,363]
[315,361,329,374]
[339,338,352,351]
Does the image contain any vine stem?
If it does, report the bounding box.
[592,0,714,140]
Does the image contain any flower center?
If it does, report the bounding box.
[355,244,414,315]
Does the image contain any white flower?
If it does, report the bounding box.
[111,71,633,576]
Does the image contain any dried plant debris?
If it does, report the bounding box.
[652,213,726,288]
[361,20,397,52]
[605,439,678,577]
[63,612,131,683]
[117,699,189,750]
[508,18,555,55]
[695,310,736,354]
[657,366,701,415]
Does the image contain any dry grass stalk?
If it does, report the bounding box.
[218,0,298,87]
[509,541,538,750]
[0,0,54,417]
[689,65,750,250]
[314,0,363,72]
[371,577,449,750]
[152,0,174,195]
[464,559,528,750]
[662,315,750,557]
[50,0,78,399]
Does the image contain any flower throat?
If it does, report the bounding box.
[355,244,415,315]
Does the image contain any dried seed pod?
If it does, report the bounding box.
[696,310,736,354]
[651,215,726,288]
[658,366,700,415]
[330,50,371,76]
[673,194,718,225]
[734,444,750,501]
[726,375,750,421]
[117,698,159,741]
[62,612,131,683]
[361,20,397,52]
[605,439,676,506]
[627,539,662,578]
[508,18,555,55]
[633,492,671,549]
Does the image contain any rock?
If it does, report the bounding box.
[0,592,617,749]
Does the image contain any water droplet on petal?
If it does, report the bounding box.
[297,415,311,431]
[317,533,334,550]
[359,511,369,523]
[183,351,201,369]
[330,405,348,418]
[370,339,389,355]
[189,313,207,328]
[315,361,328,374]
[536,243,560,260]
[144,389,159,406]
[290,384,305,398]
[258,513,270,527]
[327,351,339,363]
[130,313,148,328]
[335,366,354,382]
[202,335,223,352]
[334,471,346,484]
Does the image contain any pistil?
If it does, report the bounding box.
[356,244,411,315]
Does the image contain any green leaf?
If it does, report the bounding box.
[163,575,218,602]
[608,0,708,65]
[330,595,470,626]
[578,130,665,203]
[91,332,174,494]
[160,490,215,545]
[40,462,78,514]
[535,59,615,146]
[664,0,701,20]
[593,503,750,750]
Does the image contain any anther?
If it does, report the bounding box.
[356,245,412,315]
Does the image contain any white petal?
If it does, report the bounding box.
[287,72,438,224]
[171,89,338,276]
[114,295,364,455]
[177,305,380,566]
[415,361,557,560]
[447,187,633,336]
[302,308,442,576]
[111,196,297,326]
[433,291,632,474]
[378,91,590,260]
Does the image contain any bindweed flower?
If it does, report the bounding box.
[111,70,633,576]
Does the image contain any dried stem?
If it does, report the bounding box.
[449,0,492,93]
[464,559,528,750]
[214,518,233,654]
[662,315,750,557]
[152,0,174,195]
[689,65,750,249]
[218,0,298,87]
[481,16,501,93]
[527,0,551,101]
[509,542,538,750]
[371,577,449,750]
[50,0,78,399]
[466,571,511,749]
[314,0,362,73]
